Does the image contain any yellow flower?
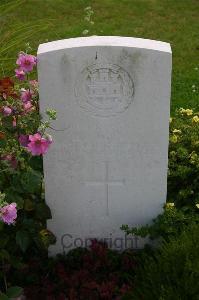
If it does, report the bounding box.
[192,115,199,123]
[190,151,197,158]
[166,203,175,208]
[170,135,178,143]
[196,204,199,209]
[190,151,198,164]
[179,108,185,114]
[170,151,176,157]
[173,129,181,134]
[169,117,173,123]
[186,109,193,116]
[179,108,193,116]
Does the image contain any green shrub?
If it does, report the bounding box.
[168,108,199,208]
[128,223,199,300]
[122,205,199,242]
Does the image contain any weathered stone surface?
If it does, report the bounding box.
[38,36,172,255]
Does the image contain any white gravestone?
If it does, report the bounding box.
[38,36,172,255]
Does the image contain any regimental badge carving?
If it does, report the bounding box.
[75,63,134,117]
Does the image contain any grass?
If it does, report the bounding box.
[0,0,198,111]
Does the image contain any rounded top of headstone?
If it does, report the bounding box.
[38,36,172,55]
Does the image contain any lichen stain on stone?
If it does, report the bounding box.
[60,53,72,84]
[119,48,143,68]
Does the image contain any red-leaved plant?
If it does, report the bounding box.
[18,240,137,299]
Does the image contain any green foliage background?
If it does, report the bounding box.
[0,0,198,111]
[127,224,199,300]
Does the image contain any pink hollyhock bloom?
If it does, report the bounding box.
[27,133,52,156]
[2,106,12,116]
[0,203,17,225]
[20,89,33,103]
[15,68,26,80]
[16,53,37,72]
[23,101,33,113]
[19,134,29,147]
[29,80,38,89]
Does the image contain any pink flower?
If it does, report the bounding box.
[29,80,38,89]
[20,89,33,103]
[15,68,26,81]
[19,134,29,147]
[0,203,17,225]
[2,106,12,116]
[23,101,33,113]
[16,53,37,73]
[27,133,52,156]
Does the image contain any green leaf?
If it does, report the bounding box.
[38,229,56,248]
[29,156,43,172]
[16,230,31,253]
[24,198,35,211]
[46,108,57,120]
[0,234,9,248]
[0,222,4,231]
[10,256,26,270]
[0,249,10,261]
[0,139,6,147]
[10,175,23,193]
[20,169,42,193]
[6,286,23,298]
[35,203,51,220]
[0,293,9,300]
[4,189,24,209]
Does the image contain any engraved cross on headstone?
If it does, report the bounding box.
[85,162,125,216]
